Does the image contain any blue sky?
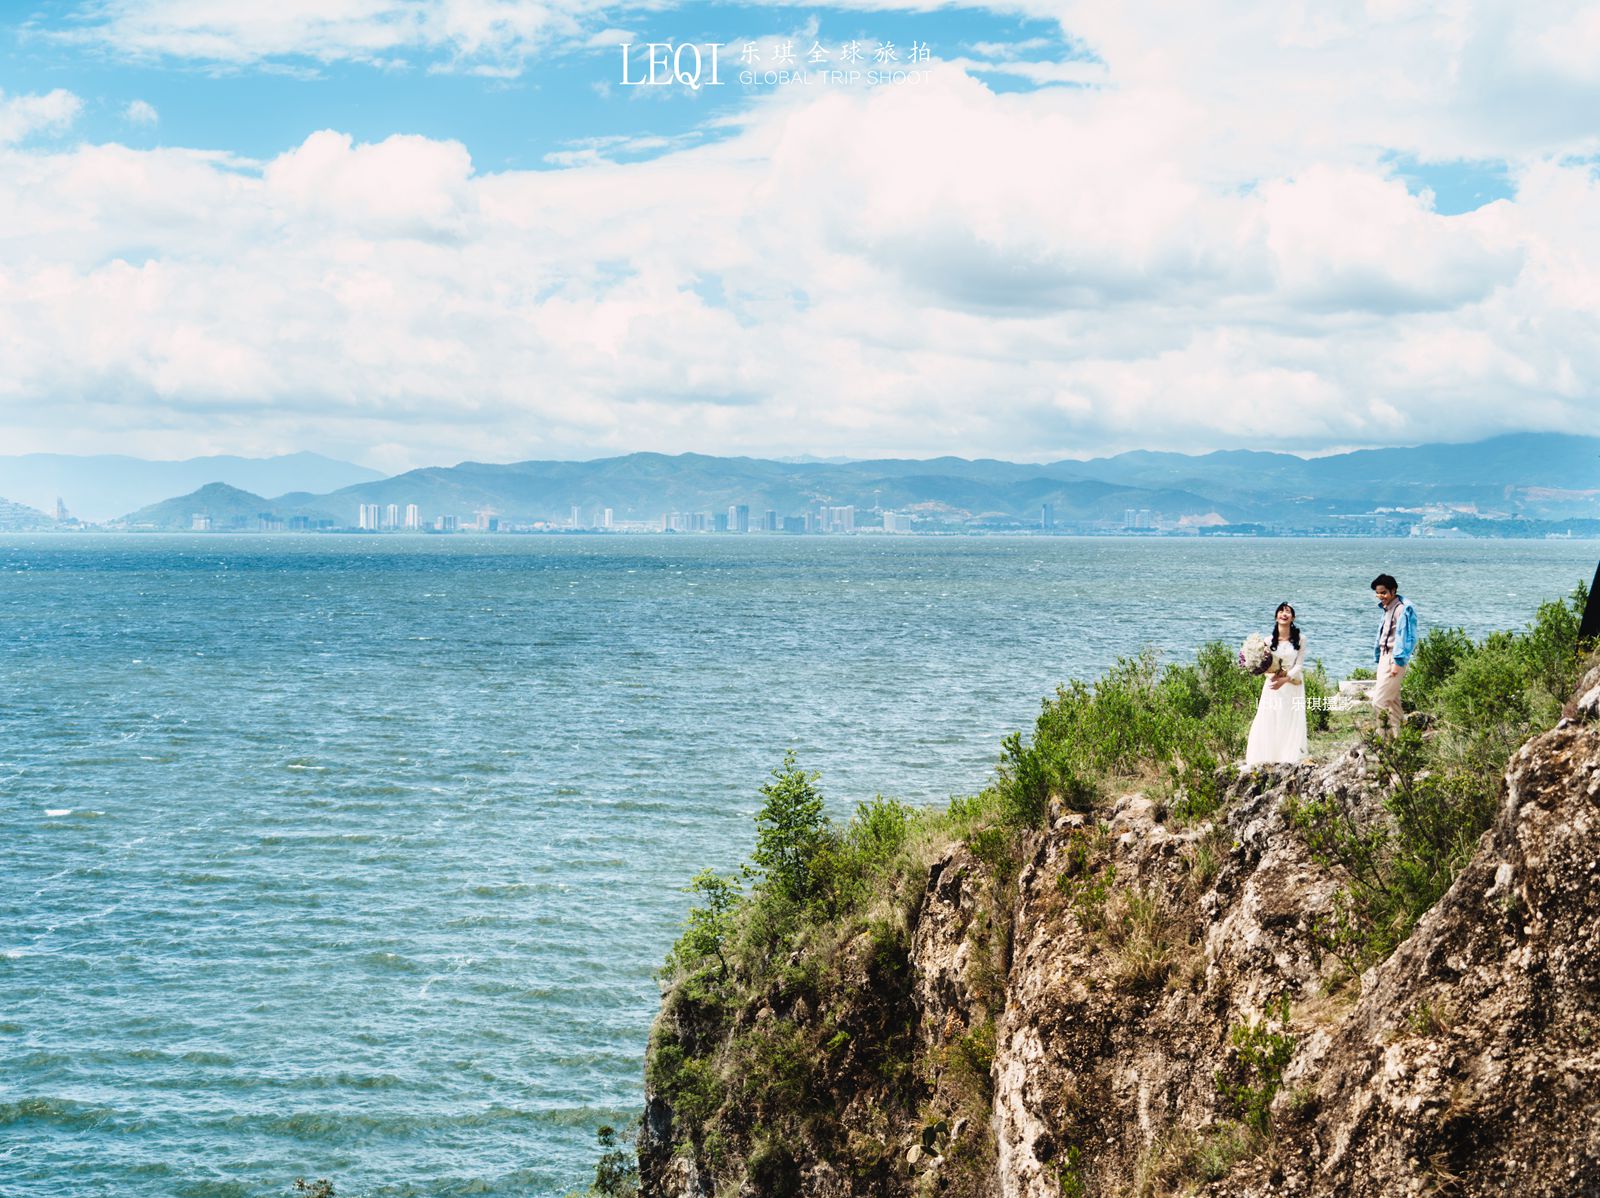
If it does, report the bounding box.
[0,2,1595,470]
[4,5,1082,167]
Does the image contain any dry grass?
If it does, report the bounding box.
[1131,1122,1265,1197]
[1105,886,1180,993]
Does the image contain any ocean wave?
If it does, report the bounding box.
[0,1096,138,1131]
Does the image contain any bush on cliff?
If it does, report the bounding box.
[1292,580,1592,972]
[991,640,1267,833]
[649,753,931,1187]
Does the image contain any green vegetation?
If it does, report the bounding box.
[1215,997,1296,1134]
[647,752,928,1190]
[565,1121,642,1198]
[1001,644,1259,825]
[1289,581,1593,973]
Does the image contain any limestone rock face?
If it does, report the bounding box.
[641,703,1600,1198]
[1253,719,1600,1198]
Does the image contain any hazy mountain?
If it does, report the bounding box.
[0,452,383,522]
[0,495,53,531]
[1051,434,1600,509]
[107,433,1600,530]
[119,483,339,530]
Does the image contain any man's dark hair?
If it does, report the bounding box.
[1371,573,1398,592]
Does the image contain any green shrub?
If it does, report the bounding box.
[1215,997,1295,1133]
[945,1017,998,1114]
[664,870,741,991]
[1167,748,1223,823]
[995,640,1258,833]
[732,1019,816,1116]
[648,1034,721,1124]
[1055,1144,1087,1198]
[1289,729,1498,971]
[812,795,916,916]
[1401,626,1475,710]
[1301,659,1333,733]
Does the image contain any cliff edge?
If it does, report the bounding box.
[640,640,1599,1198]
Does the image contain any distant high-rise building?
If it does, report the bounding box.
[404,503,420,530]
[1041,503,1054,531]
[782,516,806,533]
[384,503,399,530]
[435,514,458,532]
[55,497,67,522]
[570,505,581,529]
[763,509,778,532]
[821,505,855,533]
[714,512,729,533]
[883,511,913,533]
[191,513,212,531]
[730,504,750,533]
[358,503,380,530]
[602,508,614,529]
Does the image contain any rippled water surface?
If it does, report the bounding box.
[2,534,1592,1195]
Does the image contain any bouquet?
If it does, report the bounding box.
[1237,633,1274,676]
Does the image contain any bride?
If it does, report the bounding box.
[1245,602,1308,766]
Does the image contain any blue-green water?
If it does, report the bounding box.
[3,534,1593,1196]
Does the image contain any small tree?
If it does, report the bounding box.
[590,1123,640,1197]
[748,751,830,904]
[666,869,741,983]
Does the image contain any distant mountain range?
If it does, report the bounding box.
[78,433,1600,535]
[0,452,383,522]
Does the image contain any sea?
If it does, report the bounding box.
[2,534,1593,1197]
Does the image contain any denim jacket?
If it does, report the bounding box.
[1373,595,1418,667]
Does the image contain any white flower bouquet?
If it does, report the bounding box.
[1237,633,1274,676]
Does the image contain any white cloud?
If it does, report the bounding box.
[124,98,159,124]
[0,89,82,144]
[5,2,1600,463]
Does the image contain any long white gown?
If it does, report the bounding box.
[1244,636,1308,766]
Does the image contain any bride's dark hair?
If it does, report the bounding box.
[1270,602,1301,650]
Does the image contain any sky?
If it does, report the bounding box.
[1,1,1598,472]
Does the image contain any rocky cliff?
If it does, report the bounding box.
[640,666,1600,1198]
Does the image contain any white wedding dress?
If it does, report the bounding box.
[1244,636,1308,766]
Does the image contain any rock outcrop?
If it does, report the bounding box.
[642,671,1600,1198]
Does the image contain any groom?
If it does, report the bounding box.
[1370,573,1418,738]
